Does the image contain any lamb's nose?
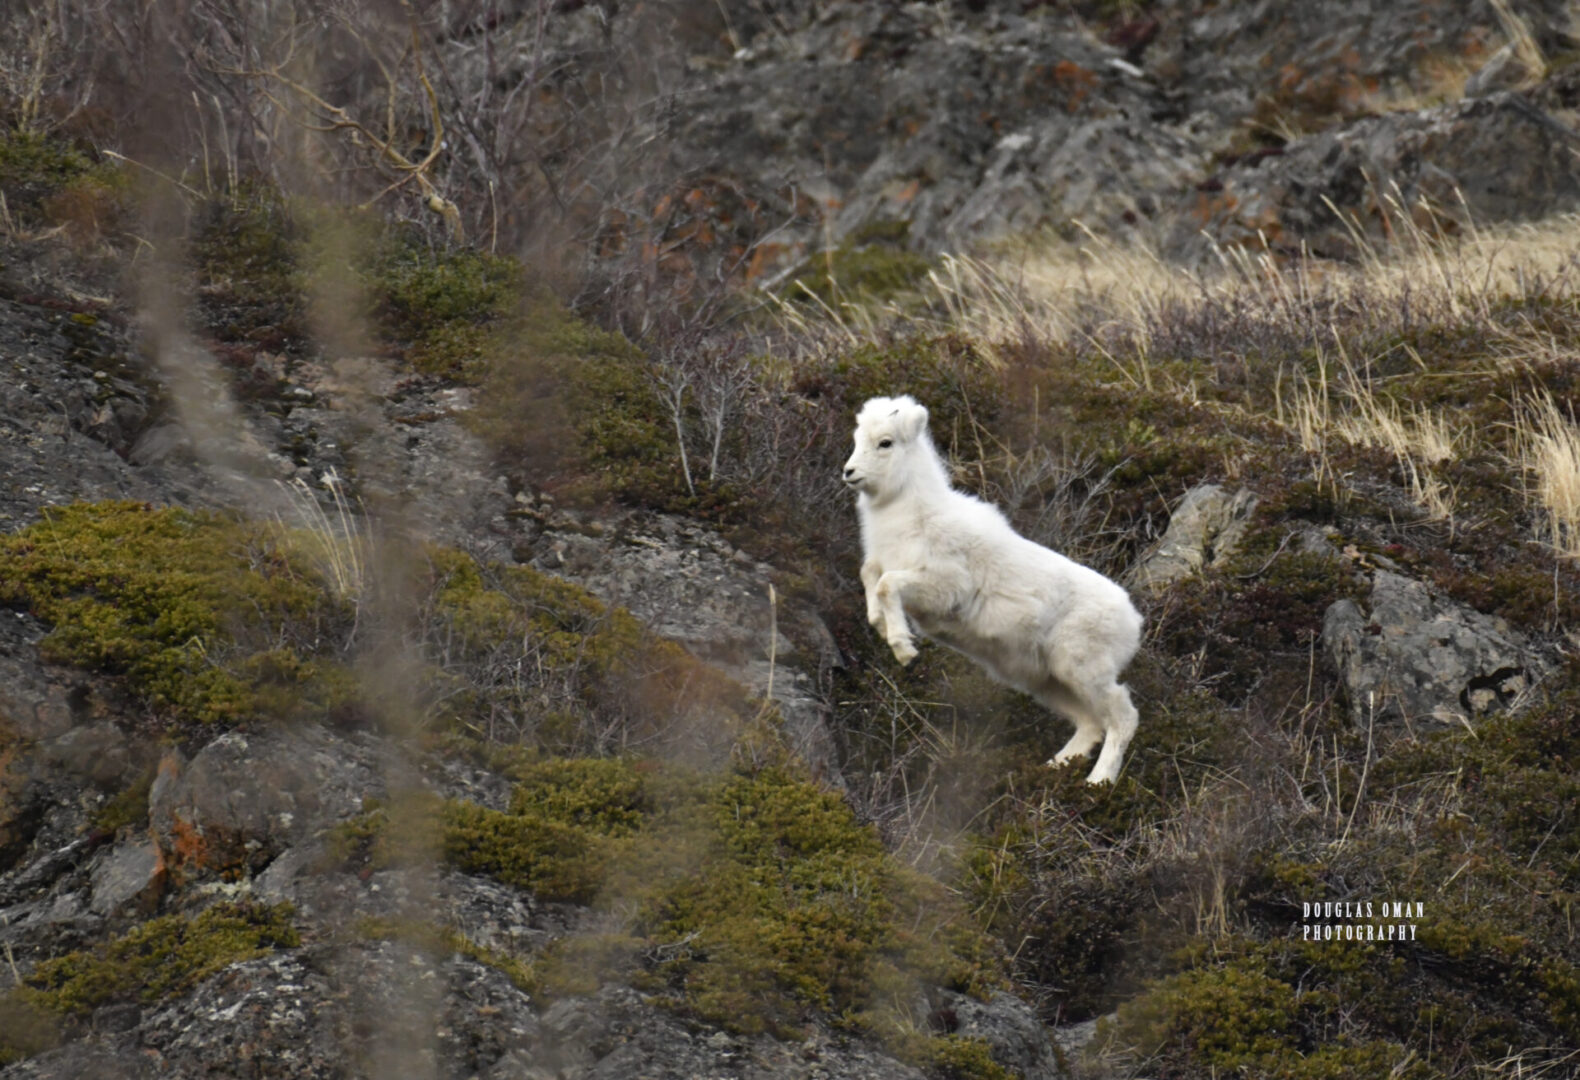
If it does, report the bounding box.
[843,466,856,478]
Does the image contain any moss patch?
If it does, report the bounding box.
[92,768,154,834]
[0,502,353,727]
[1107,945,1430,1080]
[339,756,1002,1063]
[793,334,1003,443]
[185,190,640,432]
[0,500,755,753]
[365,229,527,381]
[423,545,759,755]
[443,797,615,903]
[464,294,728,516]
[4,900,298,1044]
[191,188,311,356]
[0,996,58,1067]
[887,1031,1014,1080]
[0,127,93,215]
[1373,682,1580,888]
[788,221,934,307]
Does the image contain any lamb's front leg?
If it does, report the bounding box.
[861,559,886,637]
[873,568,954,666]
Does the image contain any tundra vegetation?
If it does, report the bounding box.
[2,5,1580,1079]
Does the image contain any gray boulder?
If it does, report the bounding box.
[1132,484,1259,590]
[1168,93,1580,262]
[524,508,841,780]
[148,726,393,877]
[943,989,1063,1079]
[40,721,132,790]
[1322,570,1538,728]
[1,933,1046,1080]
[87,839,164,918]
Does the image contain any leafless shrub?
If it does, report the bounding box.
[0,0,119,132]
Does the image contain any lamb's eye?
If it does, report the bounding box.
[878,438,893,449]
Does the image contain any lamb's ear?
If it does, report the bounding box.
[896,399,930,441]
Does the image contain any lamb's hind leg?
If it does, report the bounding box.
[1083,682,1139,786]
[1044,633,1140,784]
[1034,685,1104,767]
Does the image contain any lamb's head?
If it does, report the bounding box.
[843,395,931,498]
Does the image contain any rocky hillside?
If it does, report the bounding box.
[3,2,1580,1078]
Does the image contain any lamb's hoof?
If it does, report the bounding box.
[889,638,918,666]
[1085,774,1116,786]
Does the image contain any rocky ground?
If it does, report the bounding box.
[455,0,1580,289]
[3,2,1580,1079]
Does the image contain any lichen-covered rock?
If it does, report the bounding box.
[0,934,1004,1080]
[1053,1016,1100,1058]
[1168,94,1580,261]
[1150,0,1574,135]
[420,0,1580,278]
[0,295,174,530]
[86,839,163,918]
[0,1045,149,1080]
[941,989,1062,1079]
[1322,570,1540,728]
[39,722,131,790]
[1132,484,1259,590]
[148,726,394,877]
[522,508,841,778]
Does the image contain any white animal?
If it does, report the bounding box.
[844,395,1143,784]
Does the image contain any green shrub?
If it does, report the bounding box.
[0,502,352,726]
[424,546,759,753]
[344,755,1002,1057]
[92,769,154,833]
[192,187,310,350]
[794,334,1003,444]
[16,901,298,1017]
[1108,946,1431,1079]
[442,799,615,903]
[366,230,526,380]
[0,128,92,199]
[0,996,58,1066]
[788,220,934,307]
[886,1031,1013,1080]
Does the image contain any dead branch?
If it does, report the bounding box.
[210,17,463,241]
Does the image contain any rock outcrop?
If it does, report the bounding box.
[454,0,1580,278]
[519,507,841,778]
[1170,93,1580,261]
[1132,484,1259,590]
[1323,570,1539,728]
[148,727,397,878]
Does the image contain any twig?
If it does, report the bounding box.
[1233,531,1297,580]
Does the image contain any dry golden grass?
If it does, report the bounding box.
[272,466,369,600]
[924,209,1580,522]
[777,202,1580,562]
[1513,390,1580,560]
[922,207,1580,354]
[1488,0,1549,86]
[1275,342,1461,520]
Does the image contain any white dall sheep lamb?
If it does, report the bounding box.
[844,395,1143,785]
